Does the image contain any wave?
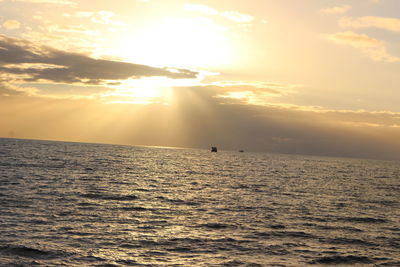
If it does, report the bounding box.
[252,231,317,239]
[119,206,149,211]
[313,224,363,232]
[322,237,376,246]
[156,196,200,206]
[80,193,139,201]
[220,260,263,266]
[309,255,374,264]
[0,244,70,259]
[116,259,141,265]
[337,216,388,223]
[198,223,236,229]
[376,261,400,266]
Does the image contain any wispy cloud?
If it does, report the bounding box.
[0,35,197,85]
[10,0,77,6]
[47,24,99,35]
[0,82,28,96]
[63,10,126,26]
[326,31,400,62]
[339,16,400,32]
[221,11,254,23]
[184,3,254,24]
[184,3,218,16]
[91,11,125,25]
[208,81,298,105]
[320,5,351,15]
[2,19,21,30]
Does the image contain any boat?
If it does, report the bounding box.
[211,146,217,152]
[239,150,244,152]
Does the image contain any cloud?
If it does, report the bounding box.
[63,10,125,26]
[201,81,299,106]
[184,3,254,24]
[11,0,77,6]
[0,82,25,96]
[0,35,197,85]
[62,10,126,28]
[221,11,254,23]
[339,16,400,32]
[326,31,400,62]
[90,11,125,26]
[320,5,351,15]
[0,78,41,96]
[2,20,21,30]
[47,24,99,35]
[184,3,218,16]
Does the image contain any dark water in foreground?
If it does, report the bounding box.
[0,138,399,266]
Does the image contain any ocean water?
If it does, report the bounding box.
[0,138,399,267]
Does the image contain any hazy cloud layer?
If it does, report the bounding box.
[0,35,197,85]
[2,85,400,160]
[339,16,400,32]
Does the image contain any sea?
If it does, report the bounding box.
[0,138,399,266]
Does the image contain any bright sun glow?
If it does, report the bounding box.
[115,17,234,69]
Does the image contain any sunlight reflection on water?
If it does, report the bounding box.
[0,138,399,266]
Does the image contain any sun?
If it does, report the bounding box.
[103,15,235,103]
[115,16,234,69]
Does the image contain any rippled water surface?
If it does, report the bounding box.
[0,138,399,266]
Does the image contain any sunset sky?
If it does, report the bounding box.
[1,0,400,159]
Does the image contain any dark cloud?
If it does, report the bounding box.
[0,35,197,84]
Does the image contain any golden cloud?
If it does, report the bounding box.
[326,31,399,62]
[320,5,351,15]
[339,16,400,32]
[2,19,21,30]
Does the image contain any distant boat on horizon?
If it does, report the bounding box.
[239,150,244,152]
[211,146,217,152]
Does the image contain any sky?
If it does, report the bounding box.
[0,0,400,160]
